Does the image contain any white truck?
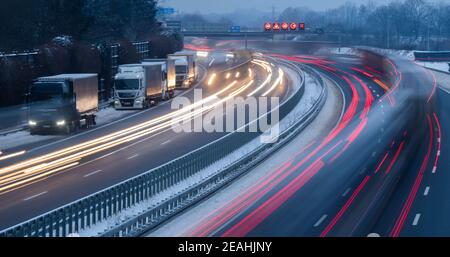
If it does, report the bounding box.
[168,54,197,88]
[28,74,98,134]
[114,62,174,110]
[142,58,176,98]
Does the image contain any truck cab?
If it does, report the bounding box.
[114,63,170,110]
[114,66,147,109]
[168,54,196,88]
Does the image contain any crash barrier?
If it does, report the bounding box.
[414,51,450,62]
[0,56,290,237]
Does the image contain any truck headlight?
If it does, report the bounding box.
[56,120,66,126]
[28,120,37,126]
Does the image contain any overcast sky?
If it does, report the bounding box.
[164,0,448,13]
[164,0,390,13]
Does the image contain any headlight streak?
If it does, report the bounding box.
[262,68,284,97]
[247,60,273,97]
[0,60,274,193]
[208,73,217,86]
[0,151,26,162]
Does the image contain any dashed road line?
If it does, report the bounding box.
[412,214,421,226]
[342,188,351,197]
[161,140,172,145]
[24,191,47,201]
[84,170,103,178]
[127,154,139,160]
[314,215,328,227]
[424,186,430,196]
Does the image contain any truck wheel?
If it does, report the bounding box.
[164,92,170,101]
[73,122,80,133]
[65,124,72,135]
[169,90,174,98]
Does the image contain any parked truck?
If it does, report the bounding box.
[168,54,197,88]
[28,74,98,135]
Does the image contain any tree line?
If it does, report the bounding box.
[278,0,450,50]
[0,0,183,107]
[0,0,166,50]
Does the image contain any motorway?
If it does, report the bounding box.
[1,37,447,237]
[150,39,444,237]
[0,52,294,230]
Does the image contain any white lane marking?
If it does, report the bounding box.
[314,215,328,227]
[83,170,103,178]
[28,65,209,154]
[127,154,139,160]
[412,214,421,226]
[437,150,441,156]
[439,86,450,95]
[3,64,279,194]
[424,186,430,196]
[342,188,351,197]
[438,138,441,143]
[24,191,47,201]
[432,167,437,174]
[208,58,215,67]
[161,140,171,145]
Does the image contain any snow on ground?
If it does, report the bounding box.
[0,107,136,151]
[327,46,450,74]
[77,62,322,236]
[328,47,358,56]
[416,62,450,73]
[428,68,450,92]
[95,107,136,125]
[0,131,59,151]
[149,68,343,237]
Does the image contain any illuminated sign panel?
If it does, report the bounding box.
[263,22,306,32]
[273,22,280,30]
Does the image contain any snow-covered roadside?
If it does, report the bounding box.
[148,70,342,237]
[76,62,321,237]
[416,62,449,73]
[327,47,450,74]
[0,107,136,151]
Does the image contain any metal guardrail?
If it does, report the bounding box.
[0,58,321,237]
[414,51,450,62]
[104,61,326,237]
[0,57,256,237]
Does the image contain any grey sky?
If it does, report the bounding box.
[163,0,448,13]
[164,0,390,13]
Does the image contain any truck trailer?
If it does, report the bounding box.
[114,63,172,110]
[28,74,98,134]
[168,54,197,88]
[142,58,176,98]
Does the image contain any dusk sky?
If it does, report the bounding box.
[164,0,449,13]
